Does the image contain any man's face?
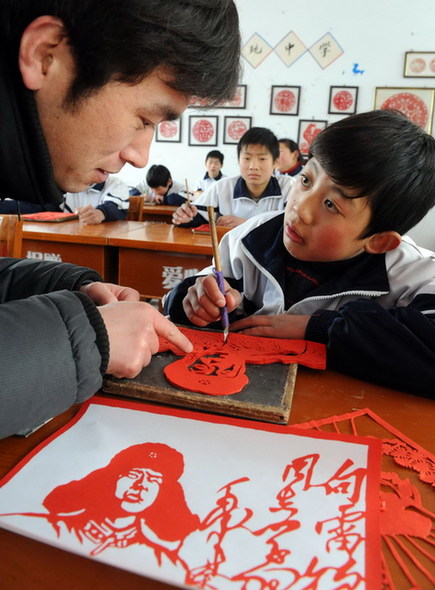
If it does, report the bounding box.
[115,467,163,513]
[283,158,372,261]
[238,144,276,193]
[205,157,222,179]
[152,182,172,197]
[34,48,189,192]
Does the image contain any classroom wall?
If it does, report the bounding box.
[115,0,435,248]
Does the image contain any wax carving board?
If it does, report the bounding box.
[103,351,297,424]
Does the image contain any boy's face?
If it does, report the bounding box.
[151,180,172,196]
[206,157,222,178]
[283,158,373,262]
[277,143,299,172]
[238,144,277,191]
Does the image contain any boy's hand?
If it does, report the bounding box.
[182,275,241,327]
[216,214,246,228]
[76,205,105,225]
[172,202,198,225]
[80,282,140,304]
[99,301,193,378]
[230,314,310,339]
[152,194,164,205]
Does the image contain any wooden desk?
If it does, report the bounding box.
[142,204,177,223]
[22,220,145,282]
[109,223,216,301]
[0,369,434,590]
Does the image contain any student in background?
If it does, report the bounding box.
[0,0,240,438]
[133,165,187,206]
[172,127,294,229]
[164,110,435,398]
[63,176,129,223]
[275,139,304,177]
[193,150,225,197]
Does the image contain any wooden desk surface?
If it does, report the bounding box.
[142,204,177,215]
[23,219,146,245]
[0,368,434,590]
[108,222,214,255]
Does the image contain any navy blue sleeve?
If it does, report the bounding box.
[96,201,127,221]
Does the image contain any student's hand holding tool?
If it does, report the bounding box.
[182,274,241,327]
[230,313,310,339]
[172,202,198,225]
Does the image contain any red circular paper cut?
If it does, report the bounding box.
[159,121,178,138]
[192,119,214,143]
[274,90,296,113]
[227,120,248,141]
[430,59,435,73]
[333,90,353,111]
[381,92,428,129]
[410,58,426,74]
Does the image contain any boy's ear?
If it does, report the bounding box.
[18,16,65,90]
[364,231,402,254]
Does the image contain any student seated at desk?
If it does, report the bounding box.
[63,176,129,223]
[133,164,187,206]
[193,149,226,197]
[275,138,304,177]
[164,110,435,398]
[172,127,294,229]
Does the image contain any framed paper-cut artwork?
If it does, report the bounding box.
[223,116,252,144]
[297,119,327,156]
[374,87,435,133]
[328,86,358,115]
[188,115,218,147]
[155,119,182,143]
[270,85,300,116]
[217,84,247,109]
[0,397,381,588]
[404,51,435,78]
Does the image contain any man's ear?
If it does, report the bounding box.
[364,231,402,254]
[18,16,65,90]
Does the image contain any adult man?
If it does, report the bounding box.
[0,0,240,438]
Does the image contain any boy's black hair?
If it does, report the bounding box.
[278,138,304,164]
[146,165,171,188]
[2,0,241,107]
[309,110,435,237]
[237,127,279,161]
[206,150,224,165]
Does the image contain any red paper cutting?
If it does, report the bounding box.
[158,327,326,396]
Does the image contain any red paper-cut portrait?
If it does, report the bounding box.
[158,327,326,396]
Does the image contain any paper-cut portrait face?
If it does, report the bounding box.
[159,327,326,395]
[43,442,200,555]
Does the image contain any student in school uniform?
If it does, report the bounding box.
[164,110,435,398]
[193,150,226,197]
[133,164,187,206]
[275,138,304,177]
[172,127,294,229]
[62,176,130,223]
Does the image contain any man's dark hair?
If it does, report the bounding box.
[206,150,224,165]
[310,110,435,237]
[2,0,241,106]
[237,127,279,161]
[278,138,304,164]
[146,165,171,188]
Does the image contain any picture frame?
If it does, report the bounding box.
[223,116,252,144]
[188,115,219,146]
[217,85,247,109]
[270,85,300,116]
[404,52,435,78]
[297,120,327,156]
[374,87,435,133]
[155,119,182,143]
[328,86,358,115]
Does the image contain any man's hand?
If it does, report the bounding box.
[172,202,198,225]
[99,301,193,378]
[216,215,246,228]
[182,274,241,326]
[152,193,164,205]
[230,314,310,339]
[80,282,140,304]
[76,205,105,225]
